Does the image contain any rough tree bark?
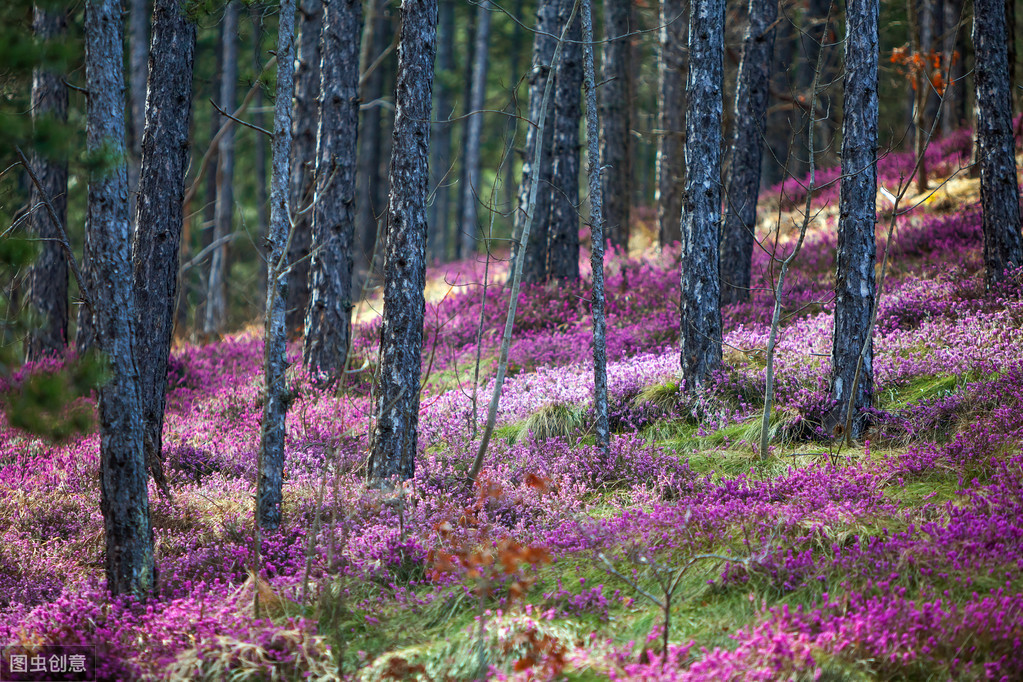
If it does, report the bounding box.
[367,0,437,482]
[251,6,269,301]
[582,0,609,456]
[131,0,196,497]
[975,0,1023,285]
[428,0,456,260]
[25,3,69,361]
[356,0,390,278]
[458,0,492,259]
[720,0,776,306]
[679,0,724,389]
[86,0,154,598]
[830,0,878,439]
[518,0,559,284]
[304,0,363,383]
[547,0,582,282]
[258,0,298,530]
[600,0,633,253]
[128,0,149,206]
[204,0,240,336]
[453,11,476,256]
[656,0,686,248]
[761,12,794,189]
[285,0,322,337]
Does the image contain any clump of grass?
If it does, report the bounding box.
[512,402,588,443]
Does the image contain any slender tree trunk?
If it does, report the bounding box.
[458,0,492,259]
[251,6,269,304]
[356,0,390,279]
[86,0,154,599]
[720,0,776,305]
[25,3,69,361]
[830,0,878,439]
[132,0,196,497]
[908,0,930,190]
[128,0,149,213]
[429,0,456,260]
[792,0,829,179]
[761,13,794,189]
[76,236,97,354]
[975,0,1023,285]
[454,10,477,257]
[286,0,322,338]
[304,0,363,383]
[942,0,967,137]
[656,0,686,248]
[547,0,581,281]
[582,0,609,456]
[600,0,633,253]
[258,0,298,530]
[503,0,525,218]
[367,0,437,482]
[679,0,724,389]
[518,0,559,284]
[204,0,240,336]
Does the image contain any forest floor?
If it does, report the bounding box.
[3,127,1023,680]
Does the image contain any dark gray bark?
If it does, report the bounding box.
[76,231,98,352]
[131,0,196,497]
[453,12,477,257]
[679,0,723,389]
[128,0,149,213]
[656,0,686,248]
[251,6,269,302]
[582,0,609,455]
[258,0,298,530]
[368,0,437,482]
[720,0,776,306]
[547,0,581,281]
[286,0,322,338]
[428,0,456,260]
[830,0,878,439]
[458,0,492,260]
[86,0,154,598]
[356,0,390,278]
[792,0,830,179]
[204,0,239,336]
[599,0,633,252]
[25,4,69,361]
[503,0,525,219]
[304,0,363,383]
[761,13,794,188]
[518,0,558,284]
[975,0,1023,285]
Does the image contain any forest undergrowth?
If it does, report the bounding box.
[2,128,1023,680]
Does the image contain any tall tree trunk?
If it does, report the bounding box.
[458,0,492,259]
[204,0,239,336]
[503,0,525,219]
[975,0,1023,285]
[1007,0,1017,112]
[429,0,456,260]
[547,0,581,281]
[830,0,878,439]
[356,0,390,279]
[25,3,69,361]
[128,0,149,214]
[453,9,477,257]
[908,0,930,190]
[251,6,269,304]
[582,0,609,455]
[518,0,560,284]
[86,0,154,599]
[942,0,967,137]
[131,0,196,497]
[791,0,829,180]
[600,0,633,253]
[367,0,437,482]
[720,0,776,305]
[656,0,686,248]
[679,0,724,390]
[304,0,363,382]
[286,0,322,338]
[258,0,298,530]
[761,12,794,189]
